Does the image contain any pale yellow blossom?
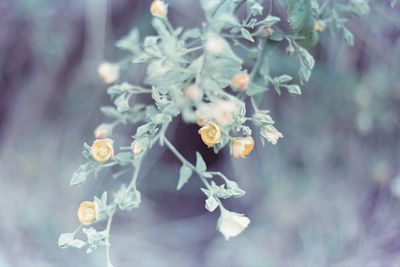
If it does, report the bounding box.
[230,136,254,158]
[77,201,97,225]
[198,122,221,148]
[91,138,114,163]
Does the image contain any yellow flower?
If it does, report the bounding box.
[231,72,250,91]
[150,0,167,18]
[230,136,254,158]
[97,62,119,85]
[314,21,324,32]
[198,122,222,148]
[91,138,114,163]
[77,201,97,225]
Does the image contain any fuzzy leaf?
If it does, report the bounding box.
[177,165,193,190]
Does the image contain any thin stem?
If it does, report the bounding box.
[163,138,211,190]
[268,0,274,16]
[126,124,168,192]
[105,209,115,267]
[250,39,267,79]
[208,171,230,183]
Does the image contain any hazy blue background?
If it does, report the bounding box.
[0,0,400,266]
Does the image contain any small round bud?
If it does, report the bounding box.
[150,0,168,18]
[231,72,250,91]
[130,141,143,155]
[206,35,224,55]
[261,26,275,38]
[314,21,324,32]
[77,201,97,225]
[94,127,108,139]
[97,62,119,85]
[184,85,203,101]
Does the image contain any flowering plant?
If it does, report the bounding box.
[58,0,369,266]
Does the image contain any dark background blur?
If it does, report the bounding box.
[1,0,400,266]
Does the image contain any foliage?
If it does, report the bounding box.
[59,0,369,266]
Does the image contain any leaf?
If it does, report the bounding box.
[288,0,318,48]
[115,28,141,54]
[113,152,132,166]
[257,15,280,27]
[58,232,86,249]
[283,84,302,95]
[70,162,97,186]
[246,83,268,96]
[195,152,207,172]
[343,27,354,46]
[100,106,120,119]
[240,28,254,42]
[205,196,219,212]
[177,165,193,190]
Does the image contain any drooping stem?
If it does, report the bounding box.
[163,137,211,190]
[105,209,115,267]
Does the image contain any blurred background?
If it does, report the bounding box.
[1,0,400,266]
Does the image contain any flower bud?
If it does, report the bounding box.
[206,35,224,55]
[261,26,275,38]
[198,122,222,148]
[214,100,237,127]
[91,138,114,163]
[185,85,203,101]
[97,62,119,85]
[260,125,283,145]
[314,21,324,32]
[77,201,97,225]
[230,136,254,158]
[150,0,168,18]
[130,141,143,155]
[231,72,250,91]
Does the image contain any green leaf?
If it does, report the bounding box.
[70,162,98,186]
[195,152,207,172]
[177,165,193,190]
[257,15,281,27]
[58,232,86,249]
[113,152,132,166]
[343,27,354,46]
[240,28,254,42]
[114,185,141,211]
[246,83,268,96]
[288,0,318,48]
[283,84,302,95]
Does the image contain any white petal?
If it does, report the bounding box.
[217,210,250,240]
